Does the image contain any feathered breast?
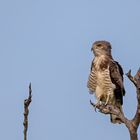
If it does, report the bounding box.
[94,55,110,71]
[87,56,115,95]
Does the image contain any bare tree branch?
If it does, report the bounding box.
[127,69,140,131]
[90,100,129,124]
[126,70,137,87]
[23,83,32,140]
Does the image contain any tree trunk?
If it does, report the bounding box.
[129,129,138,140]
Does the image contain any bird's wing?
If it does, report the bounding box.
[109,60,125,105]
[87,59,97,93]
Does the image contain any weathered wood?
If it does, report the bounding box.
[23,83,32,140]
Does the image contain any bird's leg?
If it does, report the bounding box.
[105,93,111,105]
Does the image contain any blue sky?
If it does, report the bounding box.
[0,0,140,139]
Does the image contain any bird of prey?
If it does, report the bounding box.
[87,41,125,124]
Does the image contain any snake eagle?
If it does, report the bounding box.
[87,41,125,124]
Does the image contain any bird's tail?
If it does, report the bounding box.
[110,106,123,124]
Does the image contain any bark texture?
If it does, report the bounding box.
[23,83,32,140]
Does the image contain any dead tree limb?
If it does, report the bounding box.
[23,83,32,140]
[90,69,140,140]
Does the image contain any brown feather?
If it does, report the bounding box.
[87,40,125,124]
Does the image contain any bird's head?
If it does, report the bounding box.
[91,41,112,57]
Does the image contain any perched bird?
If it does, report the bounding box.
[87,41,125,124]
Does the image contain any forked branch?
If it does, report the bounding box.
[127,69,140,131]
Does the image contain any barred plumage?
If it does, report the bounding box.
[88,60,116,105]
[87,68,97,93]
